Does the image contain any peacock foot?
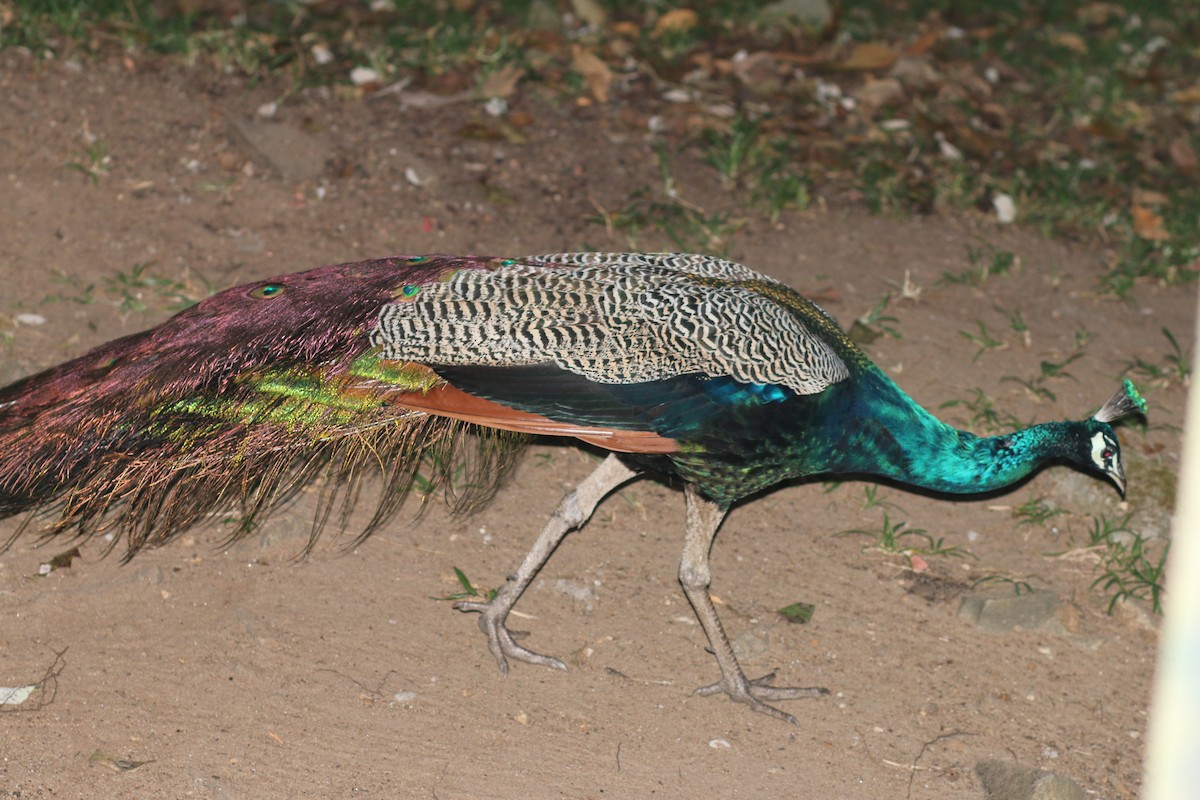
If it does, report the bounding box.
[455,598,568,673]
[694,670,829,726]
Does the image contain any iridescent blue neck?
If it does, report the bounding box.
[882,420,1079,494]
[823,372,1083,494]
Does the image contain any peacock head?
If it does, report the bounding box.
[1078,379,1148,496]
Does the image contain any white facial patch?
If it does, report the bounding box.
[1090,431,1120,476]
[1090,432,1106,469]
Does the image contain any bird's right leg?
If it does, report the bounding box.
[680,484,828,725]
[456,452,638,673]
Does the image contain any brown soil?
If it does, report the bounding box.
[0,52,1190,799]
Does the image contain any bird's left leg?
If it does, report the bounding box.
[456,453,638,673]
[680,484,828,725]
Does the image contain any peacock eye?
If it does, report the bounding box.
[1103,448,1114,459]
[250,283,285,299]
[394,283,421,302]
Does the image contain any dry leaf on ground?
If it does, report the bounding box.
[571,45,613,103]
[834,42,898,71]
[1131,205,1170,241]
[654,8,699,37]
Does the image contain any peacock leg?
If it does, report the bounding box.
[680,484,828,725]
[456,452,638,673]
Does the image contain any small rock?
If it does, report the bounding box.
[484,97,507,117]
[889,54,942,91]
[958,590,1059,632]
[730,628,770,661]
[14,313,45,326]
[993,193,1017,224]
[852,77,905,111]
[310,44,333,66]
[976,760,1087,800]
[732,51,783,96]
[350,66,380,86]
[935,131,964,161]
[553,578,595,602]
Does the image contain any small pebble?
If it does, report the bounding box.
[350,67,380,86]
[708,739,731,749]
[993,193,1017,224]
[310,44,333,65]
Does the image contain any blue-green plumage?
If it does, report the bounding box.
[399,256,1139,506]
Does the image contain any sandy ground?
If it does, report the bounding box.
[0,52,1192,799]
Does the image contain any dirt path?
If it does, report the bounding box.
[0,53,1190,799]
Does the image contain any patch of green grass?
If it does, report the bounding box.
[856,151,933,216]
[1093,531,1168,615]
[938,388,1023,435]
[838,511,968,564]
[592,190,742,253]
[1012,495,1066,528]
[1002,352,1083,403]
[65,141,111,185]
[102,263,196,313]
[942,244,1018,286]
[700,118,812,221]
[959,320,1005,362]
[972,573,1037,596]
[753,164,811,222]
[42,274,97,306]
[702,116,763,190]
[999,305,1029,340]
[1084,511,1135,547]
[1123,327,1192,388]
[433,566,497,602]
[852,292,901,343]
[859,484,900,512]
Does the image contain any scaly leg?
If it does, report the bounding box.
[456,453,638,673]
[680,484,828,725]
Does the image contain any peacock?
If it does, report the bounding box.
[0,252,1146,724]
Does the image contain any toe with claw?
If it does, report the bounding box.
[455,596,567,673]
[695,671,829,725]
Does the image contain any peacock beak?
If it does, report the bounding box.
[1109,464,1127,497]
